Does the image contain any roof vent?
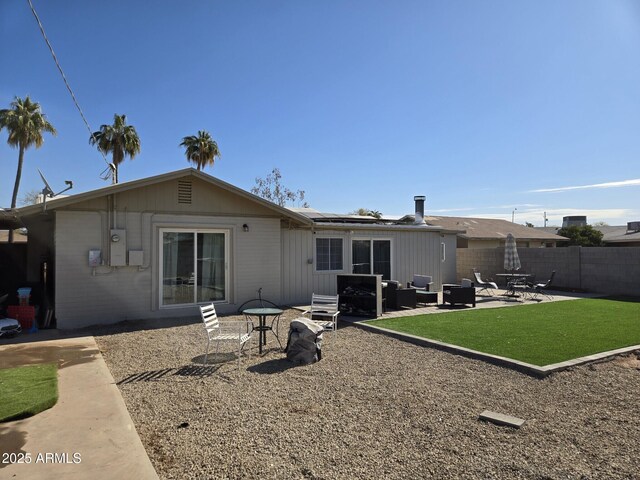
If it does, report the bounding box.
[414,196,426,224]
[627,221,640,233]
[562,216,587,228]
[178,181,192,204]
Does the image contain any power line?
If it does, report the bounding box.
[26,0,113,180]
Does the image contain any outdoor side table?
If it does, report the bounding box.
[415,290,438,305]
[242,307,283,354]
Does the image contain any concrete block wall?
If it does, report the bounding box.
[457,247,640,296]
[580,247,640,295]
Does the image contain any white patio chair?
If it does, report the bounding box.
[200,303,252,369]
[472,270,498,296]
[302,294,339,335]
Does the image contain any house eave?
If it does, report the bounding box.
[310,222,460,234]
[13,168,313,226]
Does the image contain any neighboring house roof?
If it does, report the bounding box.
[0,208,23,230]
[289,207,463,234]
[538,225,640,245]
[14,168,313,225]
[400,214,567,241]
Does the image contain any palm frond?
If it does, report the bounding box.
[89,113,141,171]
[180,130,221,171]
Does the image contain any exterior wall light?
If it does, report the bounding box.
[242,224,249,232]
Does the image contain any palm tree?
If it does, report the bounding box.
[0,96,57,211]
[180,130,221,171]
[90,114,141,184]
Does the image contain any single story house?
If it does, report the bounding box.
[398,214,567,248]
[14,169,459,328]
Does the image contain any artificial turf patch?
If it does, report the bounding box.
[0,363,58,422]
[369,298,640,366]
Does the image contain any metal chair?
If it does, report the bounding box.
[302,293,339,335]
[531,271,556,300]
[200,303,252,369]
[472,270,498,296]
[510,280,534,300]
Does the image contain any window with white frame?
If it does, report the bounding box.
[315,237,343,271]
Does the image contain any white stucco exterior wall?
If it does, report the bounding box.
[54,210,282,328]
[281,227,444,305]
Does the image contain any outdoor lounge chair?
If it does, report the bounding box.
[442,282,476,307]
[302,294,339,335]
[409,275,433,292]
[385,281,417,310]
[200,303,252,369]
[531,271,556,301]
[472,270,498,296]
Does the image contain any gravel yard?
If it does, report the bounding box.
[93,310,640,479]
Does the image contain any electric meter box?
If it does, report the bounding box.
[89,250,102,267]
[110,229,127,266]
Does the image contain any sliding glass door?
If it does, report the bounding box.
[372,240,391,280]
[351,239,391,280]
[352,240,371,275]
[161,229,228,306]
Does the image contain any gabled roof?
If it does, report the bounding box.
[14,168,313,225]
[400,214,567,241]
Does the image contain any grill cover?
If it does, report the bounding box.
[285,317,323,364]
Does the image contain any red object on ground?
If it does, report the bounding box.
[7,305,36,330]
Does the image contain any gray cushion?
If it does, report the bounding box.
[412,275,432,288]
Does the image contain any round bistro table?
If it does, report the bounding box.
[242,307,283,354]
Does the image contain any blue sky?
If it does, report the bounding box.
[1,0,639,226]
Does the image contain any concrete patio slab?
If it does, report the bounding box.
[0,335,158,480]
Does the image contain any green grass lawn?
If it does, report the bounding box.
[368,298,640,366]
[0,363,58,422]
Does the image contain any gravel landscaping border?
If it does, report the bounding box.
[93,310,640,479]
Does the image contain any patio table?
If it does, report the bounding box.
[495,273,534,297]
[242,307,283,354]
[413,289,438,305]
